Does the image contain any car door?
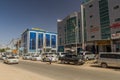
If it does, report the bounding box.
[116,54,120,67]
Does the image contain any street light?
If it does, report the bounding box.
[81,4,85,50]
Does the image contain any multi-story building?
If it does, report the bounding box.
[83,0,120,52]
[21,28,57,54]
[57,12,82,53]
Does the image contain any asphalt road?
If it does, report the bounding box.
[3,60,120,80]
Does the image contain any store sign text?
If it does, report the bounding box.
[110,23,120,29]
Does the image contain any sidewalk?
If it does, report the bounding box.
[0,62,54,80]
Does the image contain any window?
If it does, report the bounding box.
[91,35,95,38]
[115,18,120,22]
[90,25,93,28]
[114,5,119,9]
[100,54,118,59]
[89,4,93,8]
[90,15,93,18]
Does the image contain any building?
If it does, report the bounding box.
[82,0,120,52]
[57,12,82,53]
[21,28,57,54]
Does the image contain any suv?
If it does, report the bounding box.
[57,52,68,60]
[59,54,84,65]
[79,51,95,60]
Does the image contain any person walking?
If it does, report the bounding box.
[49,56,52,64]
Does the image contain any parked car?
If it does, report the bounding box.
[1,55,6,60]
[97,52,120,68]
[22,54,32,60]
[42,52,58,62]
[4,56,19,64]
[78,51,95,60]
[57,52,68,60]
[59,54,84,65]
[31,55,42,61]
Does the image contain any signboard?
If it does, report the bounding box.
[111,33,120,39]
[110,23,120,29]
[90,27,99,33]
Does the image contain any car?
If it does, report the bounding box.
[22,54,32,60]
[97,52,120,68]
[4,56,19,64]
[57,52,68,60]
[78,51,95,60]
[31,55,42,61]
[59,54,84,65]
[1,55,6,60]
[41,52,58,62]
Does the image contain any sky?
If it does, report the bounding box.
[0,0,83,45]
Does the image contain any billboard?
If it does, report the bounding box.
[29,32,36,51]
[38,33,43,48]
[45,34,50,47]
[51,35,56,48]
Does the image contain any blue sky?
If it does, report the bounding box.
[0,0,83,45]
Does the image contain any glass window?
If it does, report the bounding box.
[89,4,93,8]
[114,5,119,9]
[29,32,36,50]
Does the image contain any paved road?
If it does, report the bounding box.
[3,60,120,80]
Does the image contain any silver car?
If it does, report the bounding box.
[79,51,95,60]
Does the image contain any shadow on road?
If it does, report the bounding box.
[90,64,120,72]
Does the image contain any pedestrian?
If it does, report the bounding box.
[49,56,52,64]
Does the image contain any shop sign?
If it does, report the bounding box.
[110,23,120,29]
[90,27,99,33]
[97,40,110,45]
[111,33,120,39]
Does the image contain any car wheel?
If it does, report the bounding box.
[101,63,107,68]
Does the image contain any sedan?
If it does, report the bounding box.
[4,56,19,64]
[31,55,42,61]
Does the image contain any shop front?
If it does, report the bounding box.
[111,33,120,52]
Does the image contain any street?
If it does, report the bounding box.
[1,60,120,80]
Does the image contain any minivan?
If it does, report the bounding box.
[98,52,120,68]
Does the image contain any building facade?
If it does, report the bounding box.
[83,0,120,52]
[57,12,82,53]
[21,28,57,54]
[58,0,120,53]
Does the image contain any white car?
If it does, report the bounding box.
[79,51,95,60]
[2,55,6,60]
[22,55,32,60]
[31,55,42,61]
[4,56,19,64]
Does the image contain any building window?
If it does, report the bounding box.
[89,4,93,8]
[90,15,93,18]
[91,35,95,38]
[90,25,93,28]
[116,31,120,33]
[114,5,119,9]
[115,18,120,22]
